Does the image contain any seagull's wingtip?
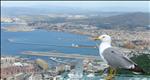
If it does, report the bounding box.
[128,65,145,74]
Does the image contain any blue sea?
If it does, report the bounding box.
[1,23,99,56]
[1,22,100,66]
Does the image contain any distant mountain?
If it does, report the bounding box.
[1,7,80,17]
[104,12,149,26]
[95,12,150,30]
[1,7,42,17]
[2,6,106,17]
[1,7,149,30]
[1,7,125,17]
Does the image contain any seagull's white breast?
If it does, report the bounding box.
[99,42,111,63]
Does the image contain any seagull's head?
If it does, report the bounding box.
[93,34,111,43]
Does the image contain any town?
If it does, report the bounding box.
[1,55,108,80]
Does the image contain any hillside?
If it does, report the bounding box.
[2,7,149,31]
[99,12,150,30]
[68,12,150,30]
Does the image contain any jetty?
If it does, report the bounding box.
[22,51,101,60]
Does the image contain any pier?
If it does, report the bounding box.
[22,51,101,60]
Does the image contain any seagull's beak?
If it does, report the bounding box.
[93,36,101,41]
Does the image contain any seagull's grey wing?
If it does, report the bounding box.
[102,47,136,69]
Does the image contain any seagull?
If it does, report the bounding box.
[93,35,145,78]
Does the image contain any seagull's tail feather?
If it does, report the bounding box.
[128,65,145,74]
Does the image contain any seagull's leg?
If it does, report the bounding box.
[105,67,114,80]
[108,67,117,80]
[109,67,114,78]
[110,68,117,78]
[112,68,117,80]
[113,68,116,76]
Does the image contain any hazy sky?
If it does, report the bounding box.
[1,1,150,12]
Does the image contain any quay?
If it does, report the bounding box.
[22,51,101,60]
